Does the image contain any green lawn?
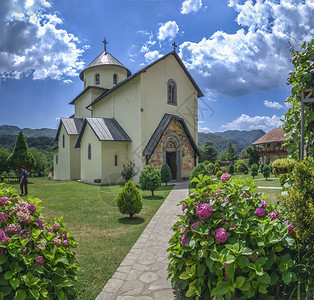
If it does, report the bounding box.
[4,178,174,299]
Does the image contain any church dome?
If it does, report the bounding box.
[79,49,131,81]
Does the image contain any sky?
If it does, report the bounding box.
[0,0,313,133]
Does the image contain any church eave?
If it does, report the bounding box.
[69,86,107,105]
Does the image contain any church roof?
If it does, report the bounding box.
[142,113,200,157]
[75,117,132,148]
[55,118,84,140]
[87,50,204,108]
[79,51,131,80]
[252,128,287,145]
[69,86,107,105]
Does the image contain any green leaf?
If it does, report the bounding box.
[235,276,246,288]
[56,290,67,300]
[270,272,279,286]
[4,271,13,280]
[258,284,268,294]
[237,256,249,267]
[210,251,220,262]
[14,290,26,300]
[186,284,197,298]
[211,281,230,297]
[239,281,251,291]
[10,277,20,290]
[282,271,292,285]
[255,257,267,267]
[55,268,66,277]
[30,288,40,300]
[179,271,193,280]
[0,256,7,265]
[196,263,206,276]
[224,254,235,264]
[240,247,253,255]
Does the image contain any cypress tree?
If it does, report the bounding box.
[161,163,172,185]
[7,131,36,172]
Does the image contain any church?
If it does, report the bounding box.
[53,41,203,184]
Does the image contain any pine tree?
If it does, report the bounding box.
[7,131,36,172]
[199,141,218,163]
[161,163,172,185]
[221,140,238,162]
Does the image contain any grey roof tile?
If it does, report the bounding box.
[55,118,84,140]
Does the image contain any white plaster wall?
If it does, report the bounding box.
[69,135,81,179]
[80,124,102,184]
[74,89,104,118]
[84,65,128,90]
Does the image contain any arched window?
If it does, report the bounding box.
[88,143,91,160]
[95,74,100,85]
[113,74,118,84]
[56,155,58,165]
[62,135,65,148]
[167,79,177,105]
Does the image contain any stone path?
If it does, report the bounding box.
[95,181,189,300]
[257,186,282,190]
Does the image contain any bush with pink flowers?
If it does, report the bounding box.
[0,184,79,299]
[167,174,312,299]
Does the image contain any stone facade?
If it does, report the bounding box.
[148,119,195,179]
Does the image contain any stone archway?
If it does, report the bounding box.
[163,133,182,180]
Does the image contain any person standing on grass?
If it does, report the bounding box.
[20,166,28,196]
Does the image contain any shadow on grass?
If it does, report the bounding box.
[142,196,163,200]
[118,217,145,225]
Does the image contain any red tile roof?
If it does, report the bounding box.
[252,128,287,145]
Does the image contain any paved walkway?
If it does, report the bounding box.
[95,181,189,300]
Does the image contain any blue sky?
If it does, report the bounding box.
[0,0,313,133]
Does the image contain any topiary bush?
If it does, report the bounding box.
[235,160,248,174]
[272,158,296,175]
[228,164,234,175]
[207,163,215,174]
[167,175,312,299]
[262,165,271,180]
[250,163,258,179]
[261,164,264,173]
[139,165,161,197]
[161,164,172,186]
[116,180,142,218]
[216,170,223,180]
[189,164,211,188]
[0,184,79,299]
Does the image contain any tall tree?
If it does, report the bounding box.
[246,146,259,166]
[220,140,238,162]
[0,148,10,175]
[282,40,314,159]
[29,148,46,175]
[199,141,218,163]
[7,131,36,172]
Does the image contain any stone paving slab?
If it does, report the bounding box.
[95,181,188,300]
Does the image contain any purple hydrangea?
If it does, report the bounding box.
[288,224,294,235]
[215,228,228,243]
[196,203,212,220]
[0,197,8,206]
[182,205,188,211]
[181,233,188,246]
[260,200,267,208]
[0,213,8,223]
[27,204,36,212]
[191,221,199,234]
[268,212,278,220]
[35,255,45,266]
[242,191,249,199]
[255,207,265,218]
[216,189,222,194]
[221,173,230,182]
[36,218,43,228]
[0,229,10,243]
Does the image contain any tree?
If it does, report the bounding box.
[0,148,10,175]
[220,140,238,162]
[189,163,213,188]
[228,164,235,175]
[250,163,258,179]
[116,180,143,218]
[262,165,271,180]
[161,163,172,185]
[282,40,314,159]
[199,141,218,163]
[246,146,259,167]
[7,131,35,172]
[240,148,249,159]
[139,165,161,197]
[29,148,46,175]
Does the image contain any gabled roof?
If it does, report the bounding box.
[87,50,204,108]
[79,51,131,80]
[75,117,132,148]
[55,118,84,141]
[69,86,107,105]
[142,113,200,157]
[252,128,287,145]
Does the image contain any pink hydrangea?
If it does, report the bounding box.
[35,255,45,266]
[53,222,60,231]
[4,223,21,235]
[260,200,267,208]
[63,240,69,247]
[268,212,278,220]
[20,247,27,254]
[288,224,294,235]
[181,233,188,246]
[196,203,212,220]
[216,189,222,194]
[17,211,31,224]
[20,228,31,239]
[0,229,10,243]
[242,191,249,199]
[0,197,8,206]
[27,204,36,212]
[53,237,62,246]
[215,228,228,243]
[248,252,258,260]
[36,218,43,228]
[0,213,8,223]
[221,173,230,182]
[191,221,199,234]
[224,196,230,201]
[255,207,265,218]
[182,205,188,211]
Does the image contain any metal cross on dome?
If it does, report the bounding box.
[172,42,177,51]
[102,38,108,52]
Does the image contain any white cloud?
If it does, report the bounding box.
[199,126,212,133]
[158,21,179,41]
[181,0,202,15]
[0,0,85,80]
[179,0,314,97]
[221,114,283,132]
[144,50,161,63]
[264,100,284,109]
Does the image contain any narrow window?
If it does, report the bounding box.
[95,74,100,85]
[62,135,65,148]
[56,155,58,165]
[167,79,177,105]
[88,143,92,160]
[114,155,118,166]
[113,74,117,84]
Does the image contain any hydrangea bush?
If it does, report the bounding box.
[167,174,309,299]
[0,184,79,299]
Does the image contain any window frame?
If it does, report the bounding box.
[113,74,118,84]
[95,74,100,85]
[88,143,92,160]
[167,79,177,106]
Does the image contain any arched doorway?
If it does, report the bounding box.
[163,133,182,180]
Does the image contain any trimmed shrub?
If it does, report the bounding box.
[228,164,234,175]
[262,165,271,180]
[235,160,248,174]
[279,173,289,187]
[207,163,215,174]
[161,163,172,186]
[117,180,142,218]
[168,176,310,299]
[120,161,137,182]
[250,163,258,178]
[272,158,296,174]
[139,165,161,197]
[189,164,211,188]
[216,170,223,180]
[0,185,79,298]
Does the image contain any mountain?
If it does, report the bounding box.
[0,125,57,138]
[198,129,266,153]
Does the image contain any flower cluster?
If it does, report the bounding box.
[220,173,230,182]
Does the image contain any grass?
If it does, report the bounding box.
[4,178,174,300]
